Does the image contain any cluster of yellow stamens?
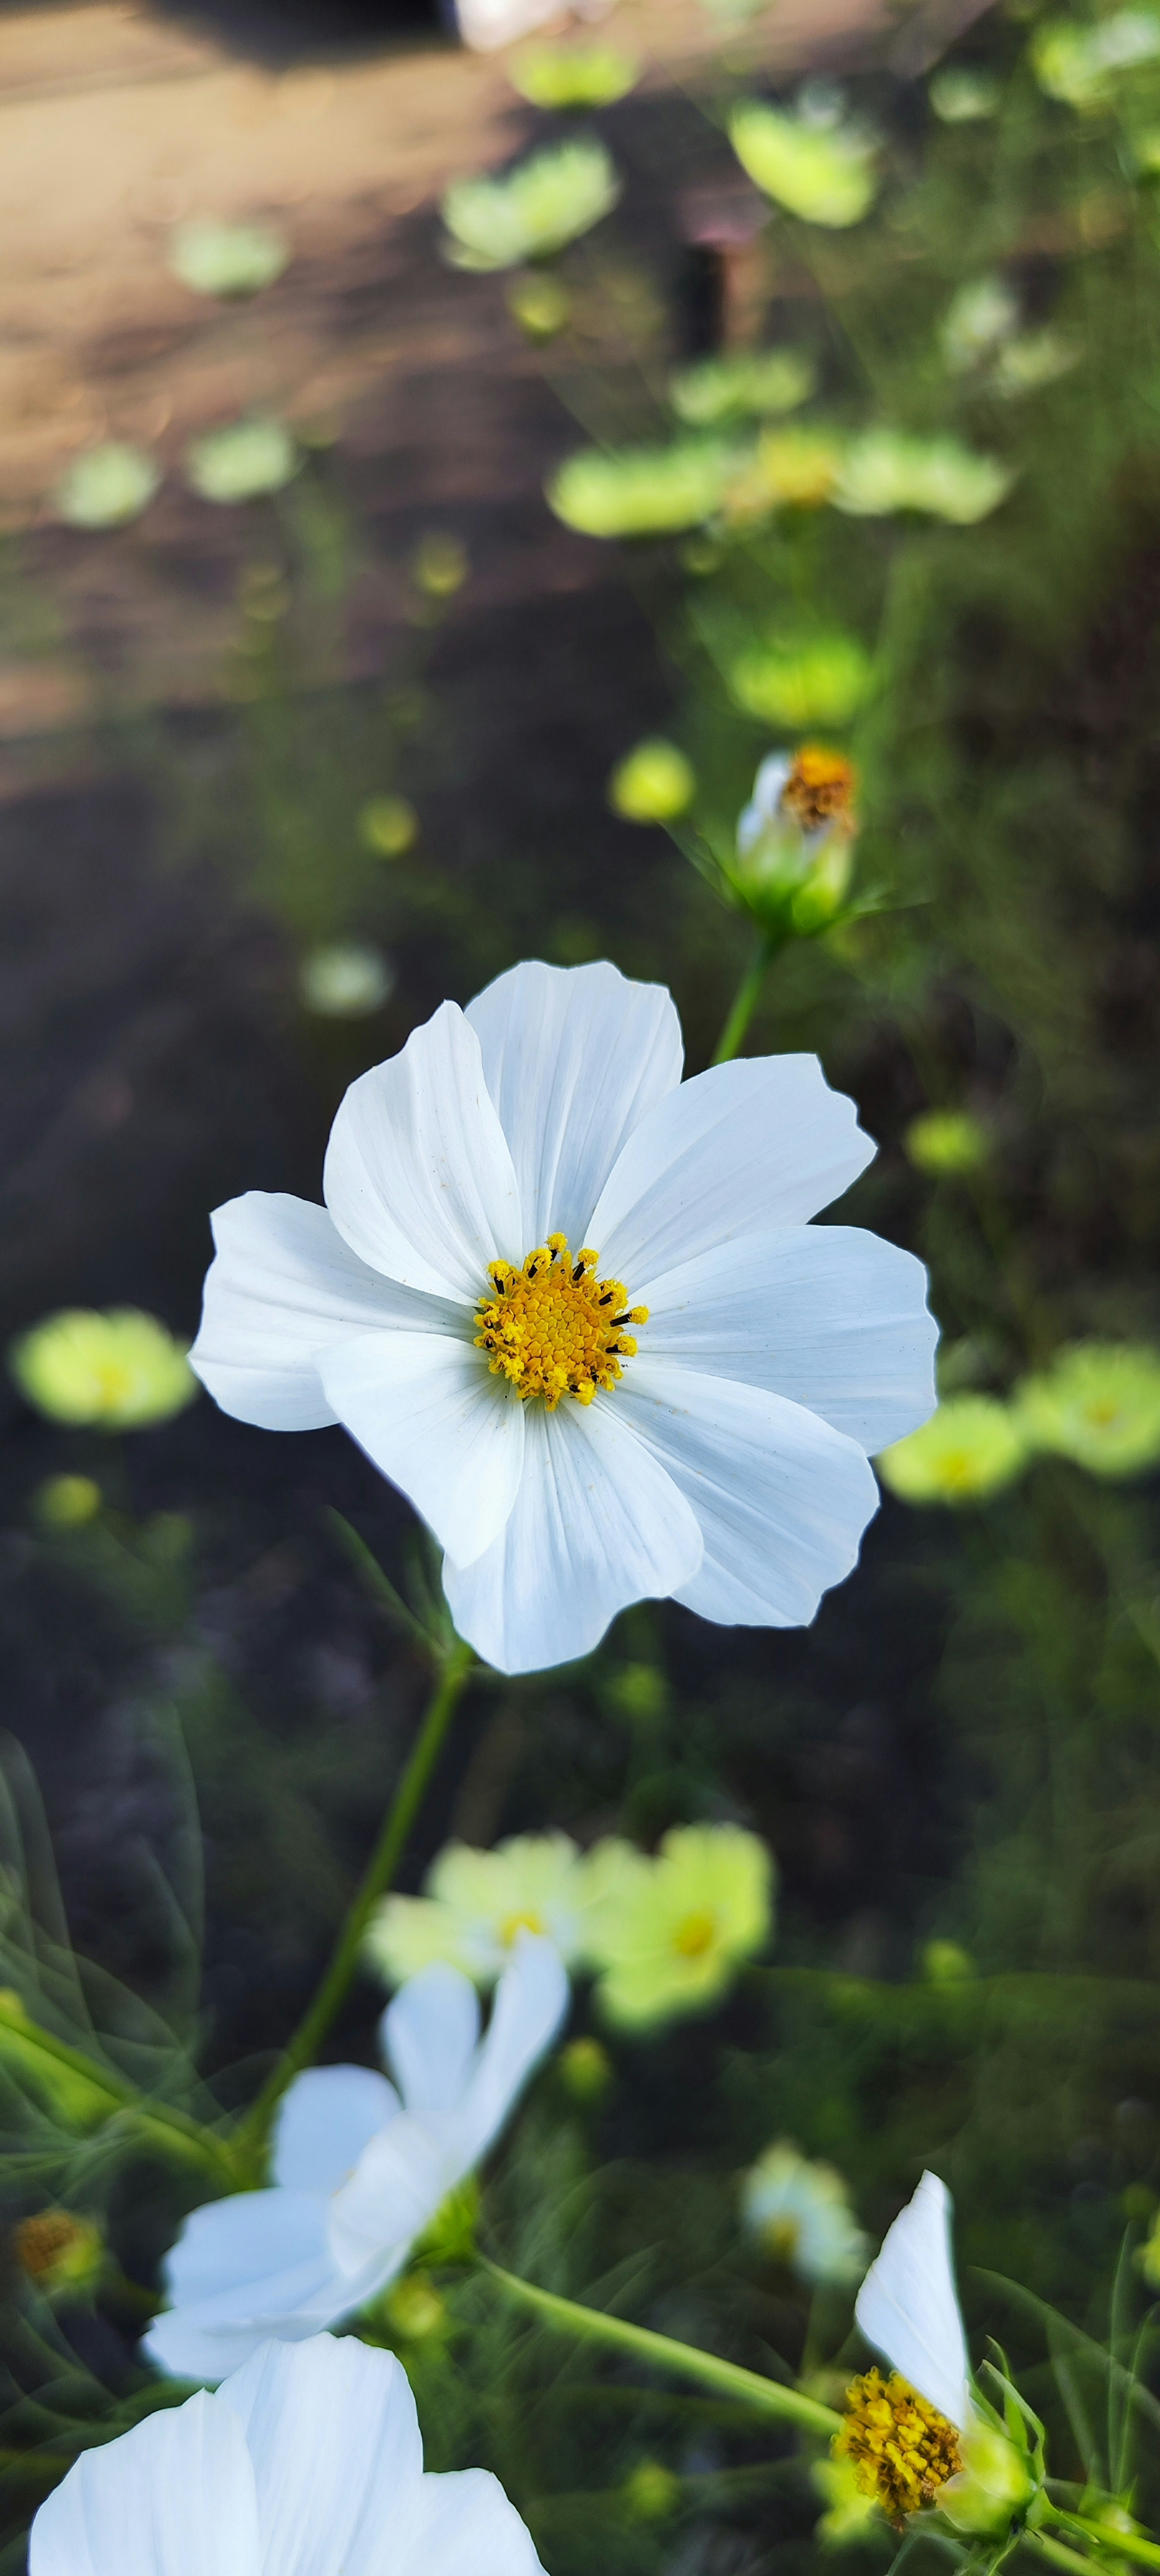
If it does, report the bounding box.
[780,745,857,836]
[13,2209,92,2283]
[833,2370,962,2527]
[474,1235,648,1411]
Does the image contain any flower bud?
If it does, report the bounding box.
[13,2209,103,2299]
[558,2036,613,2107]
[728,745,857,934]
[608,740,695,823]
[939,2421,1035,2534]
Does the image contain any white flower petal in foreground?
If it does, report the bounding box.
[191,960,937,1673]
[144,1936,566,2382]
[32,2334,542,2576]
[855,2170,970,2429]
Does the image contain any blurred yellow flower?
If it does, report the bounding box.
[14,2208,103,2298]
[834,429,1014,525]
[729,101,878,228]
[728,631,872,730]
[187,419,298,505]
[877,1396,1028,1506]
[442,139,620,270]
[548,441,732,538]
[367,1831,599,1985]
[904,1110,989,1176]
[608,739,695,822]
[507,273,571,338]
[1015,1343,1160,1479]
[32,1474,103,1531]
[55,443,160,530]
[587,1823,773,2029]
[509,43,639,108]
[670,349,815,428]
[721,425,845,521]
[1032,9,1160,108]
[9,1310,198,1431]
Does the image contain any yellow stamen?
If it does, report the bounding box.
[499,1909,545,1945]
[672,1907,716,1958]
[14,2210,92,2283]
[780,745,857,836]
[833,2370,962,2528]
[474,1234,648,1411]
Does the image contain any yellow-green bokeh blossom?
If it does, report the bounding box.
[877,1396,1029,1506]
[55,442,160,530]
[721,425,845,522]
[727,630,872,730]
[169,218,289,299]
[442,139,620,270]
[729,101,878,228]
[548,441,731,538]
[1015,1342,1160,1479]
[670,348,815,428]
[186,418,298,504]
[741,2140,869,2286]
[904,1109,990,1176]
[1032,10,1160,108]
[359,795,418,857]
[587,1823,773,2029]
[509,43,639,108]
[834,429,1014,524]
[9,1310,198,1431]
[367,1830,601,1985]
[299,942,394,1019]
[929,66,1001,121]
[506,273,571,339]
[32,1474,103,1531]
[608,739,695,822]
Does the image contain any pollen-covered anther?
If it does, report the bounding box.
[474,1234,648,1410]
[834,2369,963,2528]
[780,744,857,836]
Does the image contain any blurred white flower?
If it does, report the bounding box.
[368,1833,601,1985]
[144,1938,566,2381]
[170,219,289,299]
[190,960,936,1674]
[300,942,394,1019]
[33,2335,542,2576]
[187,419,298,504]
[55,443,160,529]
[741,2141,869,2286]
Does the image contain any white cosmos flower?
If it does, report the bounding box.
[32,2333,542,2576]
[190,959,937,1675]
[144,1936,566,2383]
[854,2170,971,2429]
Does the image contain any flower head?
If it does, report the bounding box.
[835,2369,963,2524]
[300,942,394,1019]
[442,140,619,270]
[190,959,936,1673]
[1014,1342,1160,1480]
[742,2141,869,2285]
[367,1833,599,1986]
[877,1396,1028,1506]
[834,430,1014,525]
[586,1823,772,2028]
[187,419,298,504]
[32,2335,542,2576]
[14,2208,103,2297]
[670,349,815,428]
[144,1938,566,2381]
[9,1309,198,1429]
[726,630,871,728]
[170,219,289,299]
[55,442,160,529]
[609,740,696,823]
[548,443,732,538]
[729,102,878,227]
[903,1109,989,1176]
[1032,9,1160,107]
[509,43,639,107]
[730,747,858,934]
[928,67,1000,120]
[721,428,846,523]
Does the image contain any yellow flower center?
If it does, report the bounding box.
[672,1907,717,1959]
[499,1908,545,1945]
[780,745,857,836]
[14,2209,90,2282]
[1083,1399,1121,1428]
[474,1235,648,1410]
[763,2215,802,2263]
[834,2370,962,2528]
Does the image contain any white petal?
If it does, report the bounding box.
[30,2390,259,2576]
[737,755,790,856]
[220,2337,423,2576]
[855,2171,970,2430]
[589,1055,875,1287]
[327,2112,451,2276]
[447,1933,568,2172]
[144,2191,345,2382]
[618,1360,879,1627]
[641,1226,937,1454]
[383,1964,481,2120]
[273,2066,400,2195]
[466,960,683,1248]
[191,1194,463,1432]
[442,1399,703,1674]
[317,1333,524,1566]
[395,2468,544,2576]
[323,1002,523,1298]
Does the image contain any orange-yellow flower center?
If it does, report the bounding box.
[474,1236,648,1411]
[500,1909,545,1945]
[780,746,857,836]
[833,2370,962,2527]
[672,1907,717,1958]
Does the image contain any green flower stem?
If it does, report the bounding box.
[712,930,782,1065]
[482,2259,840,2436]
[1026,2533,1109,2576]
[0,2012,234,2182]
[234,1641,474,2170]
[1045,2512,1160,2569]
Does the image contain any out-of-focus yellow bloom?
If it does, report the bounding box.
[359,795,418,856]
[299,942,393,1019]
[1032,9,1160,108]
[670,348,815,427]
[877,1397,1029,1506]
[506,273,571,338]
[55,443,160,530]
[548,441,731,537]
[509,43,639,108]
[367,1831,600,1986]
[33,1474,103,1531]
[721,425,845,522]
[608,739,695,822]
[1015,1343,1160,1479]
[741,2141,869,2286]
[169,218,288,299]
[442,139,620,270]
[729,101,878,227]
[929,66,1001,120]
[728,630,871,730]
[9,1311,198,1431]
[586,1823,773,2029]
[13,2209,103,2298]
[812,2454,883,2546]
[940,2420,1035,2534]
[413,532,468,597]
[187,419,298,504]
[834,429,1014,524]
[904,1109,990,1176]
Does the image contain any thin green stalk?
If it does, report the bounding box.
[1046,2512,1160,2571]
[483,2259,840,2437]
[235,1641,474,2167]
[712,930,782,1065]
[1025,2532,1104,2576]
